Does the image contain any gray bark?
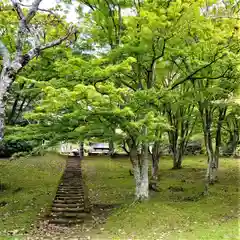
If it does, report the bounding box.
[172,147,184,169]
[0,2,75,140]
[232,130,239,157]
[149,142,160,191]
[140,129,149,199]
[226,124,239,157]
[0,97,5,141]
[202,107,226,189]
[150,141,161,181]
[128,138,149,201]
[0,67,15,140]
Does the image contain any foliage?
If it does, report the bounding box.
[2,0,240,199]
[0,139,36,158]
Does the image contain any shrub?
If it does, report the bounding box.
[0,140,34,158]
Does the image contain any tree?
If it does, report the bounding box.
[224,103,240,157]
[168,4,240,184]
[7,0,240,200]
[0,0,76,140]
[161,81,197,169]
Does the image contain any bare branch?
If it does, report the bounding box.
[11,0,30,57]
[25,0,43,24]
[26,27,76,62]
[0,40,10,66]
[19,3,63,22]
[11,0,25,20]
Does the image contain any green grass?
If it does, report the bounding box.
[82,156,240,240]
[0,153,66,238]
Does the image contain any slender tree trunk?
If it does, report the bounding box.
[140,131,149,200]
[151,148,159,181]
[109,139,114,157]
[229,130,239,158]
[122,140,130,156]
[149,141,161,191]
[172,150,178,169]
[79,142,84,160]
[176,153,183,169]
[232,130,239,158]
[172,149,183,169]
[129,139,149,201]
[215,107,227,168]
[205,141,217,185]
[0,96,5,141]
[204,111,217,185]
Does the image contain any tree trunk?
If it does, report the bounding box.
[0,65,18,141]
[205,122,217,185]
[109,139,114,157]
[140,135,149,200]
[149,142,160,191]
[175,154,183,169]
[0,96,5,141]
[151,141,161,180]
[122,140,130,156]
[230,130,239,158]
[129,140,149,201]
[232,130,239,158]
[206,147,217,184]
[172,150,178,169]
[151,156,159,181]
[79,142,84,160]
[172,149,183,169]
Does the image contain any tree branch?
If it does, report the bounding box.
[11,0,25,20]
[171,53,225,89]
[19,3,63,23]
[25,0,43,23]
[26,27,75,62]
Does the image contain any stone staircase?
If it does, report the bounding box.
[49,157,88,225]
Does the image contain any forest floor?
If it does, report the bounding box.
[0,154,239,240]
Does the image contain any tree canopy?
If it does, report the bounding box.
[1,0,240,200]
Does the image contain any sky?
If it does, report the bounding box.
[23,0,80,22]
[23,0,135,22]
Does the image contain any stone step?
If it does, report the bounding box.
[57,188,84,191]
[52,207,85,213]
[49,218,84,225]
[50,212,87,218]
[48,157,88,226]
[52,203,84,208]
[57,189,84,192]
[58,187,84,190]
[55,197,84,201]
[53,199,84,204]
[56,191,84,195]
[56,194,84,198]
[59,185,83,187]
[57,190,84,193]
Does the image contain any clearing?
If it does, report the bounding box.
[82,156,239,240]
[0,155,239,240]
